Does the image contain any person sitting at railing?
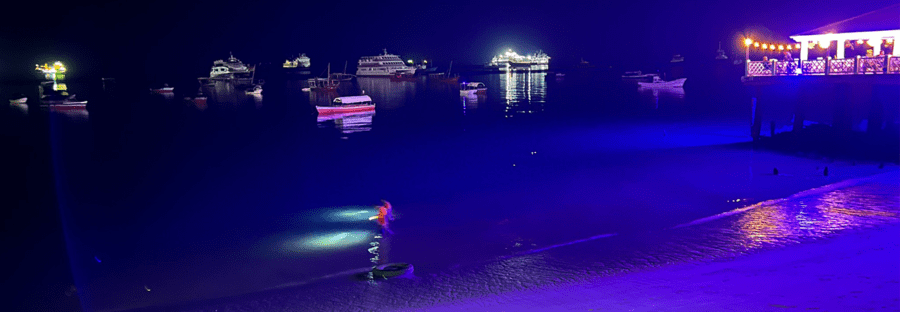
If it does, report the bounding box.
[762,56,772,73]
[782,51,795,75]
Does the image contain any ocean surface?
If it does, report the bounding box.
[3,71,895,311]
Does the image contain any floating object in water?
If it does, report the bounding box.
[773,168,779,175]
[371,263,414,279]
[823,166,829,176]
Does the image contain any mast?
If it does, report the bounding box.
[327,63,331,86]
[447,61,453,78]
[343,61,348,75]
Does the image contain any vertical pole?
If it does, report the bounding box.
[745,46,750,76]
[800,41,809,61]
[837,40,845,59]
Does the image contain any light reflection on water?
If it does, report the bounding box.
[497,72,546,117]
[734,181,899,249]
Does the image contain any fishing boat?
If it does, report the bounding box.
[637,76,687,88]
[9,93,27,105]
[308,63,339,91]
[430,61,459,83]
[459,82,487,95]
[316,95,375,115]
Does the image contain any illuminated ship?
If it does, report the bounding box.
[209,52,254,80]
[283,53,311,68]
[35,61,67,81]
[356,49,417,76]
[486,49,550,72]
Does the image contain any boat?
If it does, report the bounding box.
[35,61,67,81]
[151,83,174,93]
[671,54,685,63]
[637,76,687,88]
[245,84,263,95]
[9,93,27,105]
[485,49,550,72]
[621,71,659,83]
[316,95,375,115]
[283,53,311,68]
[715,42,728,60]
[308,63,339,91]
[576,58,596,69]
[460,82,487,95]
[39,81,86,108]
[209,52,254,82]
[430,61,459,83]
[356,49,417,76]
[389,73,417,82]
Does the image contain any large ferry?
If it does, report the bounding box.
[485,49,550,72]
[356,49,417,76]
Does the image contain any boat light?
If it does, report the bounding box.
[407,59,413,64]
[744,38,753,46]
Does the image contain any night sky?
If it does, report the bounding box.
[2,0,897,81]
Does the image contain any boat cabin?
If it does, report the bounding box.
[333,95,374,106]
[461,82,486,91]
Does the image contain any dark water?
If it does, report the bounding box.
[2,72,803,311]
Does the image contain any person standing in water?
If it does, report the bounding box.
[375,200,394,234]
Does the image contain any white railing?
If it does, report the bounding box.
[747,56,899,77]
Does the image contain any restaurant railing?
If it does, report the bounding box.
[747,56,899,77]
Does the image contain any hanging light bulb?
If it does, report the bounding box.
[770,44,776,50]
[786,45,792,50]
[795,43,801,49]
[819,40,830,49]
[762,43,768,49]
[754,42,760,48]
[857,39,864,45]
[779,45,784,50]
[744,38,753,46]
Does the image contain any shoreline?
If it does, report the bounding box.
[120,170,899,312]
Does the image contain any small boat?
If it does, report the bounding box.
[637,76,687,88]
[9,93,27,105]
[622,71,659,82]
[460,82,487,96]
[245,84,262,95]
[151,84,174,93]
[430,61,459,83]
[41,94,87,109]
[316,95,375,115]
[389,74,417,82]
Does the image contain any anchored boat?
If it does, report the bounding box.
[316,95,375,115]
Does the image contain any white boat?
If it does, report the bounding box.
[9,94,27,105]
[356,49,417,76]
[151,83,174,93]
[486,49,550,72]
[460,82,487,95]
[210,52,254,80]
[316,95,375,115]
[637,77,686,88]
[245,84,262,95]
[622,71,659,82]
